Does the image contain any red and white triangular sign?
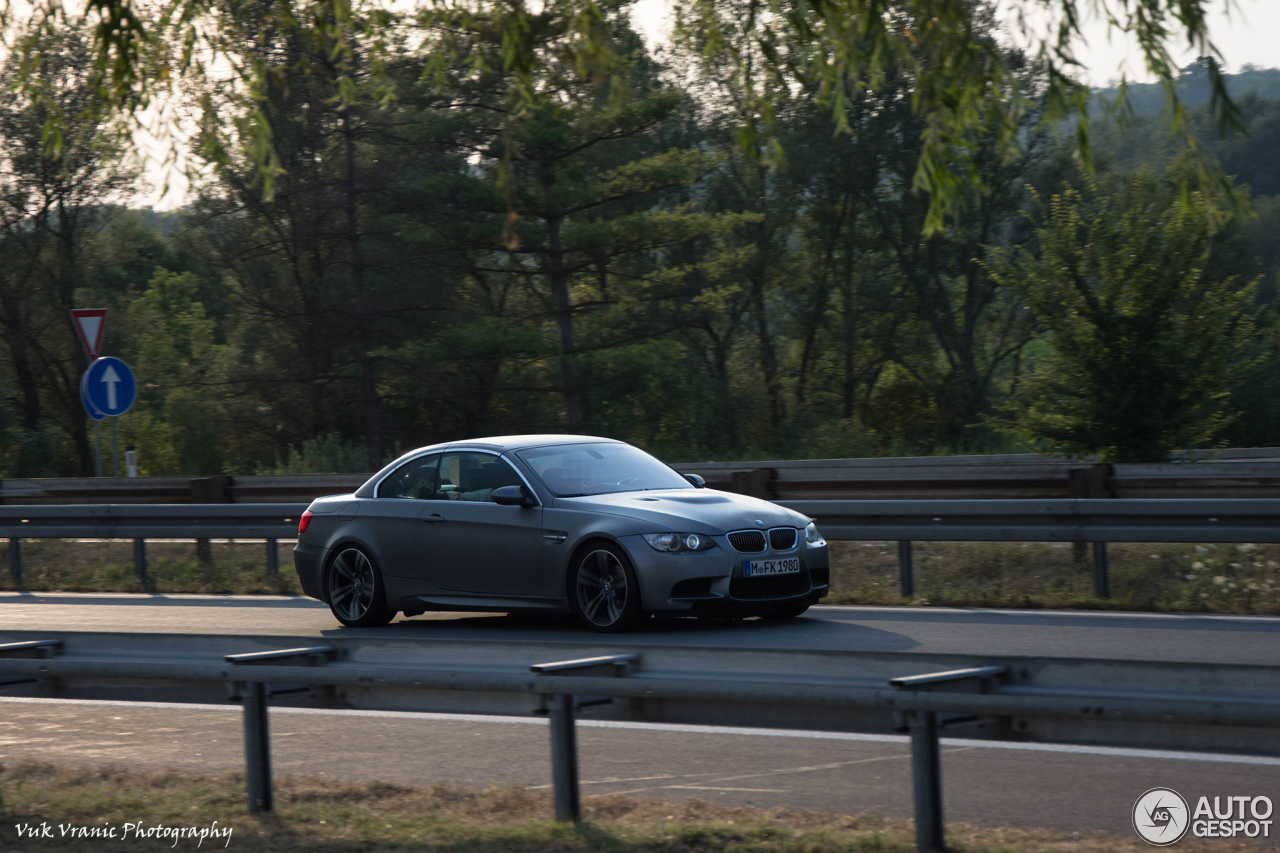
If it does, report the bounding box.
[70,308,107,361]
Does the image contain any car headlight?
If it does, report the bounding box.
[804,521,824,546]
[642,532,718,552]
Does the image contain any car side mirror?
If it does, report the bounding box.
[684,473,705,488]
[492,485,535,507]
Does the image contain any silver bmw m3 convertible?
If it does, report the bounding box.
[293,435,829,631]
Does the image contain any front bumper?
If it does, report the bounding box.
[620,535,829,613]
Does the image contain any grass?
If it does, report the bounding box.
[0,761,1264,852]
[826,540,1280,613]
[4,538,1280,616]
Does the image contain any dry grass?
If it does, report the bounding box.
[0,761,1265,852]
[0,539,299,595]
[826,540,1280,613]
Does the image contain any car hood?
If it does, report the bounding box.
[553,488,807,533]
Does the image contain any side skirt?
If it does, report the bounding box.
[391,594,570,614]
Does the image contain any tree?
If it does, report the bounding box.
[398,3,747,435]
[188,0,441,468]
[0,20,134,475]
[9,0,1245,233]
[989,170,1260,462]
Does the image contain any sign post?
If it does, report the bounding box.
[79,367,106,477]
[72,309,109,476]
[84,357,137,477]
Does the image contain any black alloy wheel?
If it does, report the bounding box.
[326,547,395,627]
[570,544,644,632]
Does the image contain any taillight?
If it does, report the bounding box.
[298,510,314,536]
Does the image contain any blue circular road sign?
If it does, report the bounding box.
[84,357,136,417]
[79,369,105,421]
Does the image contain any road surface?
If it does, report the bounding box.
[3,592,1280,663]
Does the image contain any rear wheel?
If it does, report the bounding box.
[326,547,395,627]
[569,544,645,632]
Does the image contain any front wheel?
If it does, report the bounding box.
[326,547,395,627]
[569,544,645,632]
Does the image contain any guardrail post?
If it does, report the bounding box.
[134,539,147,584]
[225,646,337,815]
[1070,465,1113,566]
[243,681,272,813]
[908,710,944,852]
[1093,542,1109,599]
[531,654,640,823]
[889,666,1006,853]
[266,538,279,581]
[899,541,914,597]
[8,538,20,586]
[730,468,776,500]
[548,692,580,821]
[190,475,232,565]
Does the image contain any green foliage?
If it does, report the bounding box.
[2,10,1278,472]
[15,0,1244,235]
[990,171,1262,462]
[113,268,228,475]
[268,433,373,475]
[0,19,137,477]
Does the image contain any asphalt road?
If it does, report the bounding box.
[2,696,1278,843]
[3,592,1280,663]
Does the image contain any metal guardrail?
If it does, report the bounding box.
[0,474,365,506]
[2,639,1278,852]
[781,498,1280,598]
[3,499,1279,596]
[1,504,306,585]
[782,498,1280,543]
[0,504,307,539]
[6,448,1280,506]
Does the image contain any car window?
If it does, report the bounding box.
[377,454,440,499]
[517,442,692,497]
[437,452,525,503]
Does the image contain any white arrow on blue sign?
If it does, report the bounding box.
[84,357,136,417]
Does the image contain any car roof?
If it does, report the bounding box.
[408,434,624,455]
[354,435,632,498]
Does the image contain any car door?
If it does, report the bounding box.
[429,451,546,596]
[364,453,446,584]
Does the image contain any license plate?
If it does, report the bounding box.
[744,558,800,577]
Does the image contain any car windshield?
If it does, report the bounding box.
[518,443,693,497]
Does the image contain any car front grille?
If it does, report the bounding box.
[730,571,811,600]
[769,527,797,550]
[727,530,767,553]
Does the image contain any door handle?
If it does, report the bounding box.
[422,513,445,524]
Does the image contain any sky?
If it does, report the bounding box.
[627,0,1280,85]
[1006,0,1280,86]
[137,0,1280,210]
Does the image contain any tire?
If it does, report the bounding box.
[325,546,395,627]
[569,543,645,632]
[758,601,811,620]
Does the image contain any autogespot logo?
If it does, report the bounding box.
[1133,788,1190,846]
